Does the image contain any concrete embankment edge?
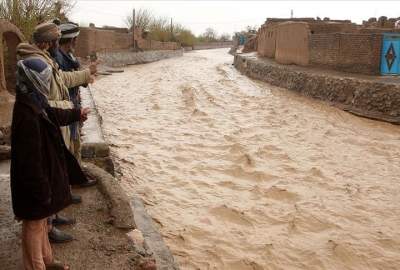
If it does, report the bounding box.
[234,53,400,124]
[80,83,115,175]
[131,197,179,270]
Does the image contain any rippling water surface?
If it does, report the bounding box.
[91,49,400,270]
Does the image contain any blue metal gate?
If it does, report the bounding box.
[381,33,400,75]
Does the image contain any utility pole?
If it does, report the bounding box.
[291,9,294,19]
[132,8,136,50]
[170,18,173,41]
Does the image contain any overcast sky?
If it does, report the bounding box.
[69,1,400,36]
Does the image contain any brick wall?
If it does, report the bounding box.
[310,33,382,74]
[309,34,340,66]
[275,22,310,66]
[360,28,400,34]
[309,22,357,34]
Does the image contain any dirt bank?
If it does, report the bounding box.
[91,48,400,270]
[53,182,136,270]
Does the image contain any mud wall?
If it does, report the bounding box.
[234,53,400,124]
[75,27,132,57]
[0,20,24,131]
[256,18,383,75]
[257,23,276,57]
[309,33,382,74]
[75,27,180,57]
[193,41,232,50]
[275,22,310,66]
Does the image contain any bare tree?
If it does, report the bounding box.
[0,0,76,38]
[245,25,258,33]
[124,7,196,44]
[219,33,231,41]
[147,16,170,41]
[172,23,196,46]
[125,8,153,31]
[200,27,217,42]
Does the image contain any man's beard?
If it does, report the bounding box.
[48,40,59,57]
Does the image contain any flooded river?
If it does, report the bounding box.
[91,49,400,270]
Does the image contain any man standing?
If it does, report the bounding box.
[16,22,96,244]
[53,22,85,163]
[11,56,90,270]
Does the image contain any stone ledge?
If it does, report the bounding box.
[82,162,135,229]
[234,53,400,124]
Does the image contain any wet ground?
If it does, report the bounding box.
[0,160,139,270]
[91,48,400,270]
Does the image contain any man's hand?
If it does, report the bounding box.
[80,108,90,122]
[89,61,98,75]
[89,75,95,84]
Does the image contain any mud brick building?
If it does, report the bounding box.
[256,17,400,75]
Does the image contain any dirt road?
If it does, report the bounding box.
[91,49,400,270]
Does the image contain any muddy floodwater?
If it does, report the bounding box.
[91,49,400,270]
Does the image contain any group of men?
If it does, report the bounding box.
[11,20,98,270]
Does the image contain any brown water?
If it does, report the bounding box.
[91,49,400,270]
